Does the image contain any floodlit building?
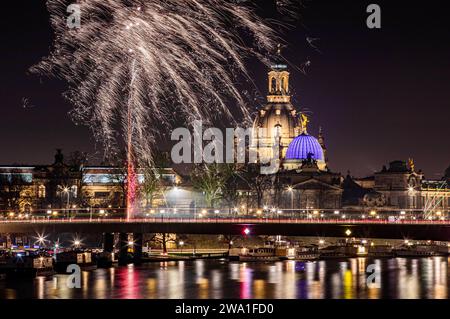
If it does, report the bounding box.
[0,62,449,216]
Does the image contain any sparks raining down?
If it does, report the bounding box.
[31,0,300,219]
[306,37,322,54]
[21,97,35,109]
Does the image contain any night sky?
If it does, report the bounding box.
[1,0,449,179]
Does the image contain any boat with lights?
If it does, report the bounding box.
[0,250,54,278]
[54,250,96,273]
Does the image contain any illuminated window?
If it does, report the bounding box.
[38,185,46,198]
[273,125,282,138]
[95,192,110,198]
[71,185,78,198]
[24,204,31,213]
[271,78,276,93]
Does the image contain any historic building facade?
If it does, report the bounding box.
[0,150,182,214]
[344,160,450,216]
[249,56,341,211]
[0,62,449,216]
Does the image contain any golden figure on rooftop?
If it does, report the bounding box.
[301,114,309,133]
[408,158,415,172]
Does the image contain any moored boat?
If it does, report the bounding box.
[393,243,446,257]
[54,250,97,273]
[95,251,114,268]
[368,245,393,258]
[238,247,281,262]
[295,246,320,261]
[0,251,54,279]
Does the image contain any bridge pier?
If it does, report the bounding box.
[103,233,114,253]
[133,233,143,265]
[118,233,130,265]
[97,232,116,268]
[2,234,12,249]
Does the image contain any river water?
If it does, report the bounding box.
[0,257,448,299]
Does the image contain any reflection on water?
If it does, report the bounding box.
[0,257,448,299]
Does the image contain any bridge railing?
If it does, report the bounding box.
[0,217,449,225]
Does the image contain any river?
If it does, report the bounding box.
[0,257,448,299]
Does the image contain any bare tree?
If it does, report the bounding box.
[147,233,177,254]
[191,163,233,208]
[219,234,240,253]
[140,152,172,209]
[221,164,243,214]
[238,163,274,209]
[68,151,88,169]
[0,174,32,213]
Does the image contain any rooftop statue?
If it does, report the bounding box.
[300,114,309,133]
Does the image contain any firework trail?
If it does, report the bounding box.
[306,36,322,54]
[21,97,35,109]
[32,0,300,166]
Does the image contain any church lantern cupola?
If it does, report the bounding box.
[251,45,302,163]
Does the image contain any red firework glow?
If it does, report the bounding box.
[126,159,136,220]
[126,83,136,221]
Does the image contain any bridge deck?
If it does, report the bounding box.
[0,218,448,240]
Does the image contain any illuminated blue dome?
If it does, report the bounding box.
[285,133,324,161]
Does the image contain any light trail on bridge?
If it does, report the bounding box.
[0,217,449,226]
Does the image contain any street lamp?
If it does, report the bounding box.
[53,242,60,260]
[74,240,81,249]
[62,187,70,216]
[36,235,46,248]
[179,240,184,254]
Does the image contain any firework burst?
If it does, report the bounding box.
[32,0,300,165]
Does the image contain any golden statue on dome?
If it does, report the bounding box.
[300,113,309,133]
[408,158,415,172]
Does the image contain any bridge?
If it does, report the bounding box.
[0,217,449,241]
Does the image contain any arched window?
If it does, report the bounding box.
[38,185,46,198]
[273,124,282,138]
[271,78,277,93]
[71,185,78,198]
[24,204,31,214]
[281,78,285,93]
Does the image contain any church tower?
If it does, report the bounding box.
[252,48,302,164]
